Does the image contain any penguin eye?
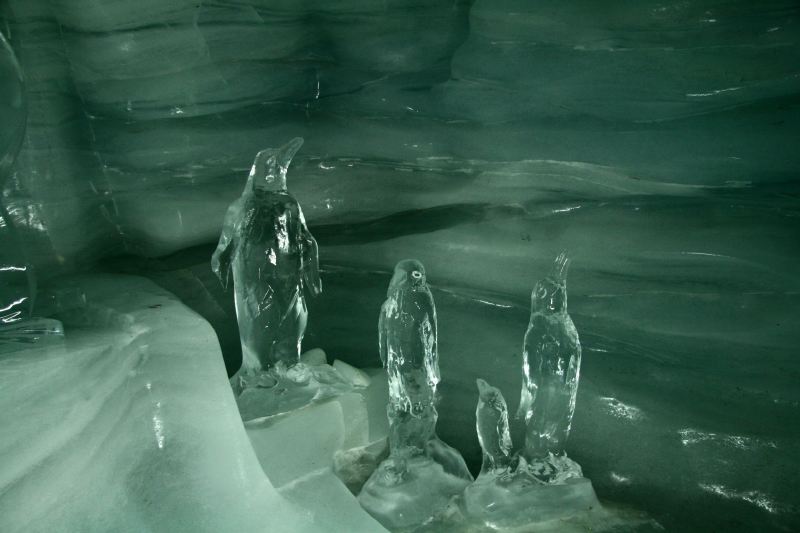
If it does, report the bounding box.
[411,270,422,280]
[535,286,547,300]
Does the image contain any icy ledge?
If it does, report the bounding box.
[0,274,379,532]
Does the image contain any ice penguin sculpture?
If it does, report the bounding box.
[379,259,439,444]
[518,251,582,480]
[475,378,512,476]
[359,259,472,531]
[212,138,326,411]
[459,254,608,531]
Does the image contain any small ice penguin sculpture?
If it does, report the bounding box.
[476,378,512,476]
[212,137,321,377]
[359,260,472,531]
[458,255,611,531]
[517,252,582,480]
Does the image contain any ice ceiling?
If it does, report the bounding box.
[1,0,799,532]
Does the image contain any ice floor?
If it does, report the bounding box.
[2,0,799,531]
[0,275,393,532]
[0,276,325,532]
[100,254,800,532]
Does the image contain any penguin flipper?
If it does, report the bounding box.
[212,202,239,290]
[211,237,234,290]
[378,304,389,368]
[301,225,322,297]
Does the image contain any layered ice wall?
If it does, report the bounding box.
[2,1,115,277]
[2,0,471,258]
[1,1,799,531]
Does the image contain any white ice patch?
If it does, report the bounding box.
[610,472,631,485]
[152,410,165,450]
[276,214,289,252]
[699,483,778,514]
[678,428,777,450]
[599,397,644,421]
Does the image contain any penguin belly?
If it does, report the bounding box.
[233,211,306,372]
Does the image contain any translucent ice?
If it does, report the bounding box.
[380,259,439,442]
[0,31,63,346]
[1,1,798,530]
[0,32,25,181]
[243,365,391,532]
[518,252,582,480]
[212,138,354,420]
[213,137,321,374]
[234,355,354,422]
[459,377,597,529]
[0,275,327,533]
[475,378,512,476]
[360,260,472,531]
[451,314,656,531]
[0,31,31,333]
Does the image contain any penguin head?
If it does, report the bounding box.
[388,259,427,294]
[249,137,304,193]
[531,252,569,314]
[476,378,506,412]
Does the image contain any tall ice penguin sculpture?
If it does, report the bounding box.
[212,138,321,381]
[518,251,582,474]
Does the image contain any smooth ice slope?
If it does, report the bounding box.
[245,367,390,532]
[0,275,325,533]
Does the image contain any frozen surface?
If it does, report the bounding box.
[0,275,324,533]
[0,30,53,340]
[360,456,471,531]
[460,476,601,529]
[1,0,799,531]
[244,364,391,531]
[425,478,660,533]
[310,267,800,532]
[233,357,353,421]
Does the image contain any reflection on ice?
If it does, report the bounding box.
[699,484,779,514]
[599,396,645,421]
[609,472,632,485]
[678,428,777,450]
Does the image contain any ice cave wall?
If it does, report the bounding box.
[1,0,799,531]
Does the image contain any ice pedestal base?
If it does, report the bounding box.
[233,358,354,421]
[245,367,391,532]
[427,474,661,533]
[462,476,600,529]
[359,455,472,531]
[0,274,324,533]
